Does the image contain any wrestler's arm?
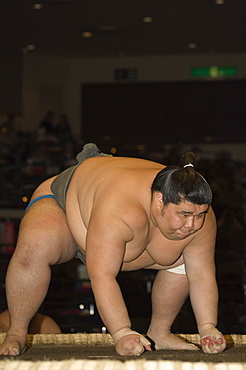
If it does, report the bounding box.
[183,207,226,354]
[85,209,151,356]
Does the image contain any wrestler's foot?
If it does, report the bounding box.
[147,331,199,351]
[0,334,27,356]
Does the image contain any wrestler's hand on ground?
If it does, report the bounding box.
[199,324,226,354]
[113,327,152,356]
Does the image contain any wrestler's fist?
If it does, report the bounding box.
[199,325,226,354]
[115,333,151,356]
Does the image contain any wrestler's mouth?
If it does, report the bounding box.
[176,230,192,238]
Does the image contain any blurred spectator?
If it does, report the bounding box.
[0,114,19,134]
[0,114,19,163]
[38,110,56,134]
[22,141,51,177]
[209,151,244,218]
[61,140,78,169]
[55,114,74,144]
[166,138,184,166]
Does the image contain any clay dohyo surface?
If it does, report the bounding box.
[1,343,246,362]
[1,333,246,362]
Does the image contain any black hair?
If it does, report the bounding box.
[151,151,212,205]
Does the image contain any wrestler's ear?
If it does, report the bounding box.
[154,192,163,210]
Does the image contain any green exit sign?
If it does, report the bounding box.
[191,66,237,78]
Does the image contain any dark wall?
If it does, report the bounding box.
[81,80,246,149]
[0,52,22,114]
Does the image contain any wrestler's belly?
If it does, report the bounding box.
[121,249,184,271]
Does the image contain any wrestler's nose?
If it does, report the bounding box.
[184,216,194,230]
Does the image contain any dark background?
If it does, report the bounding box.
[82,80,246,149]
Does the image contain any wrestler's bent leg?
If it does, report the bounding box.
[0,199,76,356]
[147,269,198,351]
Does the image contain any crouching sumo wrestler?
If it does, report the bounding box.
[0,144,226,356]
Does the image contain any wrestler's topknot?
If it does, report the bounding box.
[182,151,196,169]
[151,151,212,205]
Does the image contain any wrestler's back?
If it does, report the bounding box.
[66,156,163,253]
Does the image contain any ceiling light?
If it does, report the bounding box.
[27,44,36,51]
[215,0,225,4]
[33,3,43,9]
[188,43,197,49]
[82,31,93,38]
[143,16,153,23]
[22,44,36,53]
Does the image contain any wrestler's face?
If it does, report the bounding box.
[153,194,209,240]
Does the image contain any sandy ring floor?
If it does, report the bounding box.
[0,333,246,370]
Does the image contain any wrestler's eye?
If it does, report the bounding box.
[197,214,204,218]
[179,213,189,218]
[197,213,207,219]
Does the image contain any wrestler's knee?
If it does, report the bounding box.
[14,224,61,267]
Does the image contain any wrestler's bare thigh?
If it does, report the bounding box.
[16,197,77,265]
